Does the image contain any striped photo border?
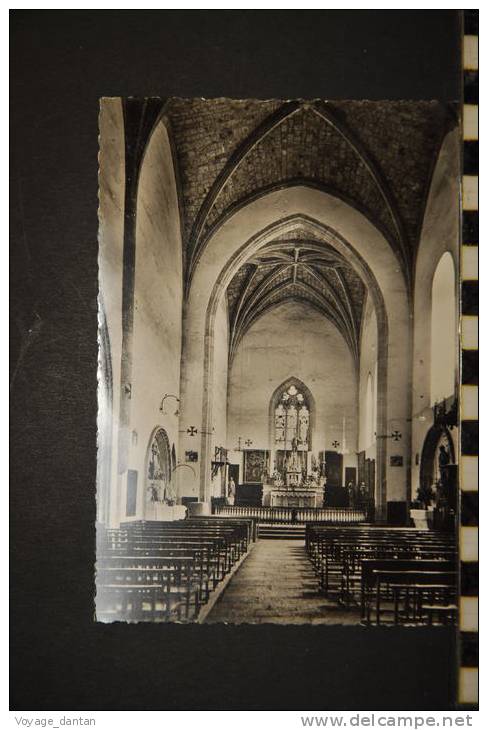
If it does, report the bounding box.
[459,8,479,709]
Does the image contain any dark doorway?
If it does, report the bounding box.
[345,466,357,486]
[228,463,240,486]
[366,459,375,499]
[323,451,343,487]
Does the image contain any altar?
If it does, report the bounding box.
[262,483,324,508]
[262,437,325,507]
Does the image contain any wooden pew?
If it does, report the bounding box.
[368,568,457,626]
[304,525,457,627]
[360,559,456,624]
[96,560,200,622]
[97,517,253,622]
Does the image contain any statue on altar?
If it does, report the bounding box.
[288,437,300,468]
[283,437,303,487]
[298,406,309,447]
[310,463,321,485]
[272,471,283,487]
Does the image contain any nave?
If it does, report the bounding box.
[96,517,456,626]
[204,538,358,625]
[96,97,461,626]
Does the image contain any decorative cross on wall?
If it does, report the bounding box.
[245,439,253,447]
[187,426,198,436]
[374,430,403,441]
[332,440,340,449]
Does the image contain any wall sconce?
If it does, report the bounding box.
[160,393,180,415]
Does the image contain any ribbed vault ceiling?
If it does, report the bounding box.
[164,97,454,361]
[226,232,366,365]
[167,98,454,285]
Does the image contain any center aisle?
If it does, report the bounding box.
[205,539,359,624]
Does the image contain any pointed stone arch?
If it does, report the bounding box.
[419,425,456,490]
[187,102,408,285]
[226,234,363,367]
[178,185,410,519]
[144,426,173,517]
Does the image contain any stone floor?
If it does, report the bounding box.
[205,539,361,625]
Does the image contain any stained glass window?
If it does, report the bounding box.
[274,384,310,450]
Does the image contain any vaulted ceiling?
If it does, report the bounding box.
[164,97,455,359]
[166,98,454,281]
[225,224,365,364]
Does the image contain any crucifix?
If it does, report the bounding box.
[375,430,402,441]
[234,436,253,451]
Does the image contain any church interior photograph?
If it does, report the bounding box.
[96,97,459,626]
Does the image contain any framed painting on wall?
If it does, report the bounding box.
[243,450,268,483]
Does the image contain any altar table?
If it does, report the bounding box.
[261,484,324,508]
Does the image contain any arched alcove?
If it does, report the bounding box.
[178,186,410,518]
[144,427,174,515]
[410,127,460,501]
[129,116,184,514]
[430,251,456,405]
[420,424,455,490]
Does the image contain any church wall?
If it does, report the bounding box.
[358,293,378,458]
[227,301,358,480]
[123,119,184,521]
[177,289,230,503]
[98,98,125,526]
[209,295,229,498]
[177,308,207,500]
[411,128,460,497]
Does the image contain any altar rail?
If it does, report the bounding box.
[213,505,367,524]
